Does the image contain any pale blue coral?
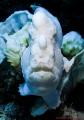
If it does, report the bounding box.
[61,31,84,59]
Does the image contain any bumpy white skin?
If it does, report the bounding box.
[19,7,63,109]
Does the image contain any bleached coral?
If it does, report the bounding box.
[0,36,6,64]
[0,10,32,35]
[0,10,32,65]
[5,22,30,68]
[61,31,84,59]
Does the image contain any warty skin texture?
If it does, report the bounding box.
[19,7,64,109]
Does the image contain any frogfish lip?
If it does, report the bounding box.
[30,67,53,74]
[28,66,56,84]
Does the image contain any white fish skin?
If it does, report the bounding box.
[19,7,63,109]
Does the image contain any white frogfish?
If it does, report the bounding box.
[19,7,64,109]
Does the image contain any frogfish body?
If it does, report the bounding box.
[19,7,64,109]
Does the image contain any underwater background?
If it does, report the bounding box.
[0,0,84,120]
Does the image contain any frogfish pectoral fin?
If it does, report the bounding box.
[42,90,61,109]
[19,82,32,96]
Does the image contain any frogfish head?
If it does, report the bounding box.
[21,7,64,94]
